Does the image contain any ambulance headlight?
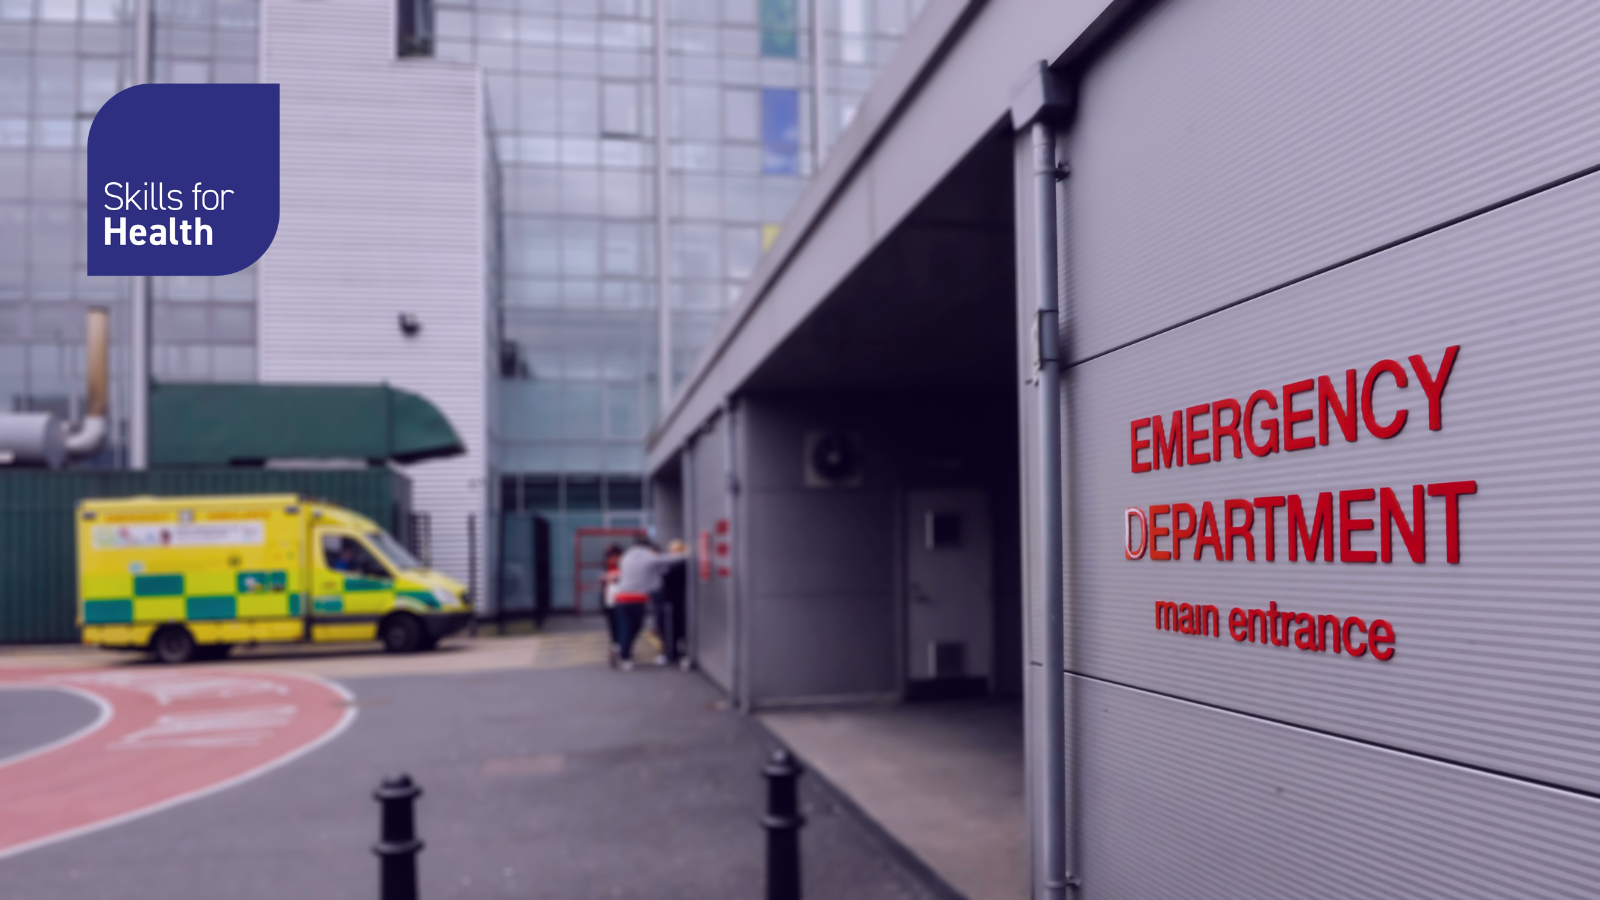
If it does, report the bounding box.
[432,588,458,608]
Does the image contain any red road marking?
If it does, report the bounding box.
[0,668,354,859]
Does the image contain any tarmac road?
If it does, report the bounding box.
[0,656,943,900]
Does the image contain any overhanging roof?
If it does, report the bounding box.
[645,0,1140,475]
[151,383,464,466]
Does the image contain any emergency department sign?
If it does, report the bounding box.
[87,83,279,276]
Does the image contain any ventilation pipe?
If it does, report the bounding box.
[0,413,66,468]
[64,306,110,457]
[0,307,109,468]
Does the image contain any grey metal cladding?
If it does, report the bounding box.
[1067,0,1600,363]
[689,421,733,691]
[1075,677,1600,900]
[1068,170,1600,795]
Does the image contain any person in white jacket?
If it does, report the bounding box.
[612,538,688,670]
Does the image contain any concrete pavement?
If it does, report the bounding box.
[0,644,946,900]
[762,701,1027,900]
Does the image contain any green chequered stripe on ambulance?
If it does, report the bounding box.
[84,570,298,624]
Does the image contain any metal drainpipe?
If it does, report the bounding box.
[682,438,697,664]
[722,397,745,711]
[1011,60,1073,900]
[128,0,153,469]
[653,0,672,414]
[809,0,827,169]
[1032,117,1069,900]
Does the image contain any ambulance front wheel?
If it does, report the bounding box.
[381,613,424,654]
[151,626,196,664]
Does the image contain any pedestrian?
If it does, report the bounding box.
[600,544,624,668]
[652,539,689,668]
[612,536,688,671]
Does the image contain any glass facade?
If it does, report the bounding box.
[0,0,257,462]
[459,0,924,607]
[1,0,920,606]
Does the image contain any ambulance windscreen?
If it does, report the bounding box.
[368,530,423,570]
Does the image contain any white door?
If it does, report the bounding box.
[905,489,992,683]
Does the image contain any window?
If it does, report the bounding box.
[759,0,797,57]
[606,476,644,509]
[760,87,799,175]
[322,534,393,579]
[368,530,424,570]
[601,82,639,136]
[398,0,435,56]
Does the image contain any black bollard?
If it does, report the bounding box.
[762,749,806,900]
[373,773,425,900]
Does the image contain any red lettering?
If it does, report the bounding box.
[1152,411,1183,469]
[1344,617,1369,657]
[1268,601,1288,646]
[1212,398,1242,460]
[1150,505,1171,561]
[1340,489,1377,563]
[1171,503,1196,560]
[1361,360,1409,439]
[1224,499,1255,561]
[1316,614,1342,653]
[1380,485,1425,563]
[1282,379,1315,452]
[1228,607,1248,641]
[1288,493,1334,562]
[1125,507,1149,560]
[1243,390,1279,456]
[1155,601,1178,631]
[1318,369,1358,445]
[1427,480,1477,563]
[1177,602,1194,634]
[1185,403,1211,465]
[1130,418,1151,473]
[1199,605,1220,637]
[1246,608,1269,643]
[1194,502,1223,561]
[1292,612,1317,650]
[1252,496,1284,562]
[1408,345,1459,431]
[1369,619,1396,661]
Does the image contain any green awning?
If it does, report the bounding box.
[150,383,464,466]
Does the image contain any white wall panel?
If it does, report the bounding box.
[1075,677,1599,900]
[1069,0,1600,362]
[1068,169,1600,794]
[259,0,488,591]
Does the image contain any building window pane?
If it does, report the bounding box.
[605,383,638,438]
[759,0,796,57]
[565,475,602,510]
[601,81,638,136]
[760,87,798,174]
[723,87,757,140]
[605,475,643,509]
[524,475,561,509]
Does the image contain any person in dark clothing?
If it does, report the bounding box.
[614,537,688,670]
[652,539,689,667]
[601,544,623,667]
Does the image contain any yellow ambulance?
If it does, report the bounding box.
[77,493,472,663]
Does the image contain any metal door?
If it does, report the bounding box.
[905,489,992,686]
[311,527,392,640]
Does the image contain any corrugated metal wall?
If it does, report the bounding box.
[1018,0,1600,895]
[687,414,734,693]
[0,468,410,644]
[258,0,489,604]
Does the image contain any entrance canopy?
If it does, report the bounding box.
[150,383,464,466]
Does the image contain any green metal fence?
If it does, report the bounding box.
[0,468,412,645]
